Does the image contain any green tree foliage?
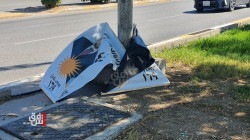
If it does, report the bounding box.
[41,0,62,8]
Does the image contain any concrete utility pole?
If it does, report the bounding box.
[118,0,133,48]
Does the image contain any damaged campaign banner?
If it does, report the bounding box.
[40,23,125,103]
[40,22,170,103]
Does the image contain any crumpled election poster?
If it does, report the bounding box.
[40,22,170,103]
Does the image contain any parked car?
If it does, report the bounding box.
[194,0,250,12]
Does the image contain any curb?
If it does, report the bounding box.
[0,74,44,97]
[85,98,142,140]
[0,13,30,20]
[148,17,250,51]
[0,130,20,140]
[85,112,142,140]
[0,0,170,20]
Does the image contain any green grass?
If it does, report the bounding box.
[235,85,250,101]
[152,25,250,100]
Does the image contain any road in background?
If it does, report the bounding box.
[0,0,249,84]
[0,0,117,13]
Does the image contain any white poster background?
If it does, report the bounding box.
[40,23,125,103]
[103,63,170,95]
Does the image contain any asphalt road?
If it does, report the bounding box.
[0,0,249,84]
[0,0,103,13]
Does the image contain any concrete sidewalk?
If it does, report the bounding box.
[0,0,171,20]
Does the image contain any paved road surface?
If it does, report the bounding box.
[0,0,103,13]
[0,0,249,84]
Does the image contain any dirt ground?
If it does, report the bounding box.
[96,65,250,140]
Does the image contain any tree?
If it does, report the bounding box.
[41,0,62,8]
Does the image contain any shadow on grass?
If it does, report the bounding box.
[108,65,250,139]
[234,85,250,101]
[193,62,250,79]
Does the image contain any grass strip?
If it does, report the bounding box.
[152,25,250,100]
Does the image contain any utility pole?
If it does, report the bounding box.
[118,0,133,48]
